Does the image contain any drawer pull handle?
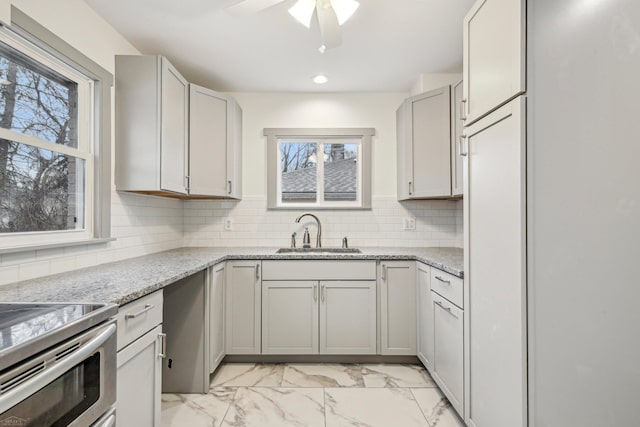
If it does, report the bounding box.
[435,275,451,284]
[435,300,458,318]
[314,284,318,302]
[255,263,260,280]
[158,332,167,359]
[125,304,154,319]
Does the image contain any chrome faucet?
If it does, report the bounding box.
[295,213,322,248]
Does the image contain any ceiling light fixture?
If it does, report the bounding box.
[313,74,328,84]
[289,0,360,27]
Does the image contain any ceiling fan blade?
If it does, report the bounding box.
[226,0,286,17]
[316,2,342,49]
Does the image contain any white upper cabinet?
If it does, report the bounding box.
[115,55,188,195]
[463,0,526,125]
[189,84,242,199]
[451,80,464,196]
[115,55,242,199]
[397,86,455,200]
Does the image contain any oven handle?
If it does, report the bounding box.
[0,323,116,414]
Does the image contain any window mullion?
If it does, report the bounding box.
[0,128,90,159]
[317,142,325,204]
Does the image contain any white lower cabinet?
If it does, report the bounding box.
[320,280,377,354]
[261,260,377,355]
[209,263,226,372]
[117,325,163,427]
[225,260,262,354]
[431,291,464,415]
[262,281,319,354]
[261,280,376,355]
[380,261,416,355]
[416,262,434,370]
[115,290,164,427]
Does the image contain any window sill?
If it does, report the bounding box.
[0,237,116,255]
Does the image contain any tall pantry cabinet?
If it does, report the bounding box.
[462,0,527,427]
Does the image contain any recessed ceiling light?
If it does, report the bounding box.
[313,75,328,84]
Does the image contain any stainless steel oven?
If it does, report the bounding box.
[0,303,118,427]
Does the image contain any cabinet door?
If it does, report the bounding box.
[463,0,525,124]
[451,80,464,196]
[117,325,163,427]
[380,261,416,355]
[210,263,225,373]
[160,57,188,194]
[189,84,228,196]
[463,98,526,427]
[432,292,464,416]
[227,99,243,199]
[396,100,412,200]
[262,281,319,354]
[416,263,434,370]
[410,87,452,198]
[226,261,262,354]
[320,281,376,354]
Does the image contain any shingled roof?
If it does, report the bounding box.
[282,158,357,201]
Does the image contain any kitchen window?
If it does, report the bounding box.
[265,128,374,209]
[0,9,113,251]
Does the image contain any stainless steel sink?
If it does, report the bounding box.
[276,248,362,254]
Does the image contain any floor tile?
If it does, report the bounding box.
[324,387,430,427]
[282,363,365,387]
[221,387,325,427]
[360,364,436,388]
[411,388,465,427]
[210,363,284,387]
[161,388,236,427]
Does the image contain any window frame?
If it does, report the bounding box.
[0,7,113,252]
[264,128,374,210]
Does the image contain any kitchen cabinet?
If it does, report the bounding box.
[463,97,527,427]
[261,260,377,355]
[379,261,416,355]
[429,267,464,417]
[162,271,209,393]
[189,84,242,198]
[115,55,189,196]
[431,290,464,416]
[416,262,433,370]
[115,291,164,427]
[226,260,262,354]
[463,0,525,125]
[451,80,464,196]
[262,280,319,354]
[209,263,226,373]
[396,86,455,200]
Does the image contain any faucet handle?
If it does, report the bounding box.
[291,232,297,249]
[342,237,348,249]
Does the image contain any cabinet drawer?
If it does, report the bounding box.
[262,260,376,281]
[430,269,463,308]
[117,291,163,351]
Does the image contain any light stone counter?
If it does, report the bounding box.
[0,247,462,306]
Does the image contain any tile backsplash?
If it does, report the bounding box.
[0,192,184,286]
[0,194,462,286]
[184,196,463,249]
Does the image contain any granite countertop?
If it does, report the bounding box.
[0,247,463,306]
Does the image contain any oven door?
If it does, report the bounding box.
[0,320,116,427]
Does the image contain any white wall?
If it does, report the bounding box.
[184,92,463,248]
[0,0,184,286]
[411,73,462,95]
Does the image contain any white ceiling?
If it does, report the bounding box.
[85,0,475,92]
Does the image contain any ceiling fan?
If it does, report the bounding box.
[227,0,360,52]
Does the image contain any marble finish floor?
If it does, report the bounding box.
[161,363,465,427]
